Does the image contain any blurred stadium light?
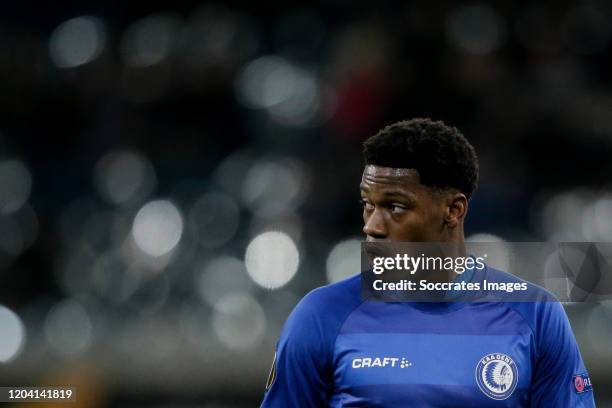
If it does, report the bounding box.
[245,231,299,289]
[44,299,93,357]
[94,150,157,207]
[326,238,361,283]
[0,160,32,214]
[0,305,25,363]
[446,4,505,54]
[49,16,106,68]
[131,199,184,258]
[120,14,181,68]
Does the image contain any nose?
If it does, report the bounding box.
[363,208,388,241]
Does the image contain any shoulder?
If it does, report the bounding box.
[484,266,571,343]
[290,274,364,326]
[278,274,364,357]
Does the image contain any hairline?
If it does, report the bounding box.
[362,164,462,199]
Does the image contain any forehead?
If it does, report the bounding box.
[360,165,421,189]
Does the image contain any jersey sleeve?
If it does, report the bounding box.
[259,290,335,407]
[530,301,596,407]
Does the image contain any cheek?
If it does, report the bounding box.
[388,214,429,239]
[391,209,442,240]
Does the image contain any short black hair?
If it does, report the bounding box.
[362,118,479,198]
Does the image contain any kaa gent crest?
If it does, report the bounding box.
[475,353,518,400]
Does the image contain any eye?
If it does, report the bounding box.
[360,198,374,211]
[390,203,408,214]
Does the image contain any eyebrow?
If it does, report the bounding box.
[359,184,417,200]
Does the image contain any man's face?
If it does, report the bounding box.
[360,165,448,242]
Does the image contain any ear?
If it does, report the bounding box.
[444,192,468,228]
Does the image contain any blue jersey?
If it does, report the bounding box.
[261,265,595,407]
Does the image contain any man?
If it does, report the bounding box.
[260,118,595,407]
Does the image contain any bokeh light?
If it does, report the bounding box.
[326,238,361,283]
[242,158,307,217]
[536,190,589,241]
[0,159,32,214]
[180,5,261,69]
[583,194,612,241]
[44,299,93,357]
[236,55,296,108]
[49,16,106,68]
[94,150,157,206]
[196,256,252,307]
[132,200,184,257]
[0,305,25,363]
[447,4,505,54]
[120,14,181,67]
[249,212,303,243]
[466,233,510,272]
[212,292,265,350]
[245,231,299,289]
[235,55,321,125]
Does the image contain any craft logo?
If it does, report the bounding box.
[475,353,518,400]
[351,356,412,369]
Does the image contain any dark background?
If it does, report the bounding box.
[0,1,611,406]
